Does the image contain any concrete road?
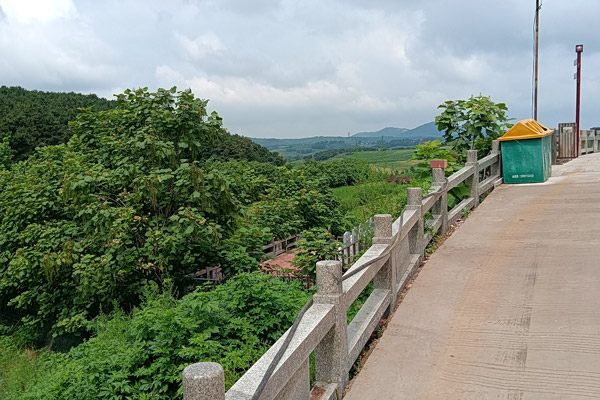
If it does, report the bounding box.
[344,154,600,400]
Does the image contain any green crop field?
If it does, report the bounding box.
[330,148,417,171]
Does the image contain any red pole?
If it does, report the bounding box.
[534,0,540,121]
[576,44,583,156]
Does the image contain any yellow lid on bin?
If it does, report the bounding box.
[497,118,554,141]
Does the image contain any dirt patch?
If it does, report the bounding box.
[260,250,305,277]
[310,385,326,399]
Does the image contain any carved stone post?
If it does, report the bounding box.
[182,362,226,400]
[406,188,424,259]
[314,260,347,395]
[432,168,448,233]
[491,140,502,177]
[466,150,479,207]
[373,214,397,312]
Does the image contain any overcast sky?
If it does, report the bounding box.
[0,0,598,138]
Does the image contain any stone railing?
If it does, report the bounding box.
[579,129,600,155]
[182,142,503,400]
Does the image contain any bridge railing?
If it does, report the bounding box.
[182,141,503,400]
[579,129,600,155]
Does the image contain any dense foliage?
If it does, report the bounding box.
[0,86,117,161]
[1,273,310,400]
[0,87,373,348]
[0,88,293,346]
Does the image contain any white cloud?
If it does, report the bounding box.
[175,32,225,61]
[1,0,599,136]
[0,0,77,23]
[0,0,118,91]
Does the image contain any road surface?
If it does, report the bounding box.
[344,154,600,399]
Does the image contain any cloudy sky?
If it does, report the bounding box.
[0,0,598,138]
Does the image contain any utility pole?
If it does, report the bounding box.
[575,44,583,156]
[534,0,540,121]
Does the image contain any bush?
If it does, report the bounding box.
[292,228,341,280]
[295,158,373,188]
[8,273,310,400]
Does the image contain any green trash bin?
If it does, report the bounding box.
[498,119,554,184]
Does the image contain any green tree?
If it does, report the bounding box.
[434,95,511,159]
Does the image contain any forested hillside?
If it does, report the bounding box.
[0,86,116,160]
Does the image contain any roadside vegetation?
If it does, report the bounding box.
[0,88,508,399]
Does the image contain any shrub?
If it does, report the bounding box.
[14,273,310,400]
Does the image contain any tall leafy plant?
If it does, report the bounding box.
[435,95,511,160]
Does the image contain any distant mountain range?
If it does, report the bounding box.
[250,122,442,161]
[351,122,440,139]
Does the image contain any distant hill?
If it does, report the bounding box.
[403,122,440,138]
[352,122,441,140]
[250,122,443,161]
[352,127,409,138]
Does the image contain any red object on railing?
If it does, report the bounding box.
[430,159,448,169]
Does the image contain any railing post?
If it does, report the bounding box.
[406,188,424,258]
[373,214,397,311]
[491,140,502,177]
[182,362,226,400]
[314,260,347,395]
[466,150,479,207]
[431,169,448,233]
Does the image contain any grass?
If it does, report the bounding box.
[0,338,47,400]
[329,148,426,230]
[333,180,411,230]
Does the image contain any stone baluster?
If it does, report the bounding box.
[466,150,479,207]
[314,260,347,396]
[373,214,397,312]
[182,362,226,400]
[406,188,424,259]
[432,168,448,233]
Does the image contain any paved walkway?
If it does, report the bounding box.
[345,154,600,400]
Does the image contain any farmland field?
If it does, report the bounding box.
[331,148,417,172]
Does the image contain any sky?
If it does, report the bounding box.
[0,0,598,138]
